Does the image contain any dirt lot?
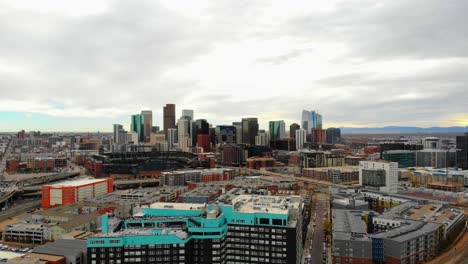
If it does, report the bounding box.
[426,231,468,264]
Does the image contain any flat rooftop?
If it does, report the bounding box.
[406,204,441,221]
[231,195,302,214]
[303,166,358,172]
[32,239,86,257]
[93,228,188,240]
[46,177,107,187]
[332,209,370,241]
[371,221,440,242]
[147,202,206,211]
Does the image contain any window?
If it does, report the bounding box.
[272,219,283,226]
[260,218,269,225]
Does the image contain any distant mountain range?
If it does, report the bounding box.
[340,126,468,134]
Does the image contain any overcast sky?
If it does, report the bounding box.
[1,0,467,132]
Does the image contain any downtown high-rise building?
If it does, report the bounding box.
[113,124,127,145]
[295,129,306,150]
[130,114,145,142]
[163,104,176,138]
[195,119,210,152]
[325,127,341,144]
[269,120,286,140]
[255,132,270,146]
[311,128,326,144]
[289,123,300,138]
[141,110,153,143]
[232,122,242,144]
[180,109,195,145]
[167,128,178,151]
[456,132,468,169]
[178,117,192,152]
[215,125,237,144]
[301,110,323,136]
[181,109,194,120]
[241,118,259,145]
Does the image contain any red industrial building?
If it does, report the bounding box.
[6,159,19,173]
[42,178,113,208]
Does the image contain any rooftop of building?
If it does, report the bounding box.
[332,209,371,241]
[86,186,187,204]
[303,166,358,172]
[246,156,276,161]
[35,201,126,219]
[231,195,302,215]
[376,202,419,220]
[382,150,414,154]
[332,198,368,208]
[161,168,232,175]
[6,256,40,264]
[409,168,468,176]
[371,220,440,242]
[360,191,410,203]
[146,202,206,211]
[360,159,395,164]
[405,204,464,227]
[6,223,45,230]
[181,186,221,197]
[25,253,64,262]
[32,239,86,257]
[45,177,108,188]
[93,227,189,239]
[63,231,94,240]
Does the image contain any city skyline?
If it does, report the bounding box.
[1,0,468,131]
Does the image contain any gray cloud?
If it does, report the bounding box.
[0,0,467,131]
[285,0,468,60]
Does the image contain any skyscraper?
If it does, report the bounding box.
[181,109,194,120]
[296,129,306,150]
[167,128,177,151]
[326,127,341,144]
[255,132,270,146]
[180,109,195,145]
[113,124,122,143]
[290,123,300,138]
[269,120,286,140]
[301,110,323,136]
[232,122,242,144]
[195,119,210,152]
[163,104,176,138]
[215,125,237,144]
[311,128,326,144]
[456,132,468,169]
[113,124,126,145]
[241,118,259,145]
[130,114,144,142]
[141,110,152,143]
[195,119,209,135]
[177,117,192,152]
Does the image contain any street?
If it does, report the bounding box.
[310,196,326,264]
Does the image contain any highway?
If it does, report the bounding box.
[0,200,41,222]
